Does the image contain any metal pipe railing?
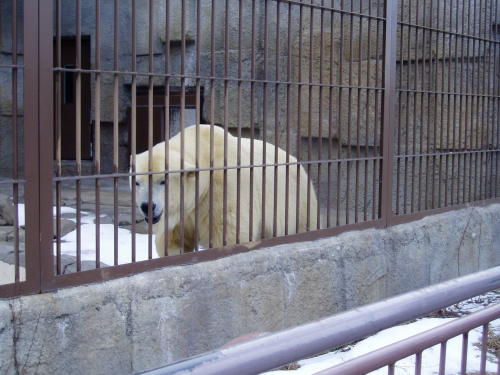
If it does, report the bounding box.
[314,302,500,375]
[139,266,500,375]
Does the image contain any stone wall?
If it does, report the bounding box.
[0,203,499,375]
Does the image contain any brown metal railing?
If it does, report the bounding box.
[0,0,498,297]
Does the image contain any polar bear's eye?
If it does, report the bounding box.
[135,181,140,186]
[160,180,165,185]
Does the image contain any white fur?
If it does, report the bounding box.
[133,125,318,256]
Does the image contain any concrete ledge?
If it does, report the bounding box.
[1,204,499,375]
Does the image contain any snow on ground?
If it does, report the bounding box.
[18,204,158,265]
[263,294,500,375]
[0,260,26,284]
[17,203,86,227]
[57,222,158,265]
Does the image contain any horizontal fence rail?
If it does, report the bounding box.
[0,0,498,297]
[138,266,500,375]
[315,302,500,375]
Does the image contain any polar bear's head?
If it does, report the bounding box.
[132,144,203,231]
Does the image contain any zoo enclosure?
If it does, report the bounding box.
[0,0,498,297]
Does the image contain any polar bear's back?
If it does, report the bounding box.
[174,125,318,245]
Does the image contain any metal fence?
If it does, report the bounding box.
[139,266,500,375]
[0,0,498,297]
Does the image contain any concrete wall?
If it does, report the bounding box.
[0,203,499,375]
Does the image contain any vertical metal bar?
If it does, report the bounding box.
[490,0,498,200]
[273,0,281,237]
[209,0,215,248]
[415,351,422,375]
[164,0,171,255]
[387,363,395,375]
[459,0,466,205]
[147,0,154,258]
[236,0,242,244]
[495,2,499,200]
[417,0,426,212]
[446,0,455,206]
[296,0,303,232]
[410,1,419,214]
[223,0,229,245]
[38,0,54,290]
[480,323,488,375]
[11,0,20,282]
[195,0,201,249]
[457,1,473,201]
[437,0,447,209]
[484,0,492,200]
[95,0,102,267]
[373,2,382,219]
[473,0,481,203]
[337,0,344,226]
[261,0,268,239]
[497,347,500,375]
[381,0,398,226]
[364,0,372,221]
[306,0,313,231]
[23,0,41,293]
[249,0,256,242]
[478,0,486,202]
[346,0,354,225]
[316,0,324,230]
[426,0,433,210]
[403,0,411,214]
[466,0,473,203]
[489,1,498,200]
[458,0,465,205]
[461,332,468,375]
[423,0,431,211]
[285,0,292,234]
[450,0,461,205]
[326,0,334,228]
[430,0,439,209]
[395,0,402,216]
[54,0,62,275]
[129,0,136,262]
[439,341,447,375]
[113,0,120,265]
[475,0,481,202]
[75,0,82,272]
[180,0,187,251]
[355,0,362,223]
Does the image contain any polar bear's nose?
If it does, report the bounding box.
[140,202,156,215]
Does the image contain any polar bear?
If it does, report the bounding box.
[133,125,318,256]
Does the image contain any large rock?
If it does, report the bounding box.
[53,219,77,238]
[5,227,25,243]
[0,193,15,226]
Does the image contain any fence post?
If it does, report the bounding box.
[38,0,55,291]
[21,0,42,295]
[380,0,398,227]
